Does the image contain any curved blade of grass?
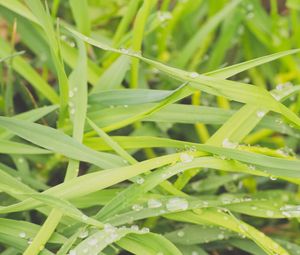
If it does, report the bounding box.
[117,232,182,255]
[165,209,288,255]
[0,140,51,154]
[0,116,125,169]
[72,226,148,255]
[65,25,300,127]
[0,37,59,104]
[0,218,66,244]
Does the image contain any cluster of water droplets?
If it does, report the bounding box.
[280,205,300,218]
[245,3,255,19]
[157,11,173,26]
[60,34,76,48]
[69,87,78,116]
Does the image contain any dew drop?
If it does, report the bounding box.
[248,164,256,170]
[189,72,199,78]
[69,250,76,255]
[177,230,185,237]
[69,90,74,98]
[256,110,266,118]
[81,215,88,221]
[166,197,189,212]
[218,233,225,239]
[104,223,116,233]
[141,227,150,233]
[270,176,277,181]
[79,230,88,239]
[222,138,238,149]
[266,210,275,217]
[131,225,139,231]
[136,177,144,185]
[148,198,162,208]
[132,204,143,211]
[120,48,129,54]
[246,12,254,19]
[179,152,193,163]
[19,232,26,238]
[88,237,98,246]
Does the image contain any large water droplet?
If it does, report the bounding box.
[166,198,189,212]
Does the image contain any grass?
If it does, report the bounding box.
[0,0,300,254]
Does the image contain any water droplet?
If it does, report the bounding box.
[166,197,188,212]
[104,223,116,233]
[69,42,76,48]
[120,48,129,54]
[79,230,88,239]
[70,108,76,115]
[266,210,274,217]
[136,177,144,184]
[237,25,244,35]
[132,204,143,211]
[222,138,238,149]
[141,227,150,233]
[131,225,139,231]
[105,232,118,243]
[218,233,225,239]
[148,198,162,208]
[81,215,88,221]
[271,92,281,100]
[179,152,194,163]
[270,176,277,181]
[189,72,199,78]
[248,164,256,170]
[256,110,266,118]
[69,250,76,255]
[177,230,185,237]
[158,11,172,22]
[246,4,254,11]
[246,12,254,19]
[280,205,300,217]
[19,232,26,238]
[69,90,74,98]
[88,237,98,246]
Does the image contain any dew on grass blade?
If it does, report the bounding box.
[166,198,188,212]
[148,198,162,208]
